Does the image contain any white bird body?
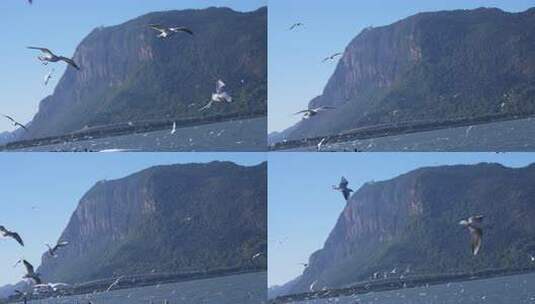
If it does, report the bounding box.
[170,122,177,135]
[200,80,232,111]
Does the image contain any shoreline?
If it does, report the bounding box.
[269,112,535,151]
[0,111,266,151]
[269,267,535,303]
[3,267,266,303]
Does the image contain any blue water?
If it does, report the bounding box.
[15,118,267,152]
[285,117,535,152]
[28,272,267,304]
[288,272,535,304]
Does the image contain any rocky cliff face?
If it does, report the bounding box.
[21,7,267,140]
[37,161,267,283]
[285,163,535,294]
[279,7,535,141]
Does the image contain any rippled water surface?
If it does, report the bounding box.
[28,272,267,304]
[287,272,535,304]
[16,118,266,152]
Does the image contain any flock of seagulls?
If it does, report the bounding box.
[1,222,70,299]
[288,21,344,120]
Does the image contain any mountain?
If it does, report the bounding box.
[19,7,266,140]
[36,161,267,284]
[282,163,535,295]
[276,7,535,142]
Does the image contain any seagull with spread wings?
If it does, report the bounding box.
[459,215,484,255]
[0,225,24,246]
[200,80,233,111]
[332,176,353,201]
[46,240,69,257]
[289,23,304,31]
[27,47,80,70]
[1,114,28,131]
[149,24,194,39]
[15,260,41,284]
[322,52,343,63]
[294,106,336,119]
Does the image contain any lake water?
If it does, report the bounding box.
[15,118,267,152]
[286,117,535,152]
[285,272,535,304]
[28,272,267,304]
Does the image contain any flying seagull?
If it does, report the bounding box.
[317,137,328,151]
[332,176,353,201]
[46,240,69,257]
[44,69,54,86]
[289,23,304,31]
[294,106,336,119]
[199,80,233,111]
[149,24,194,38]
[106,276,124,292]
[459,215,484,256]
[17,260,41,284]
[251,252,265,261]
[0,226,24,246]
[322,52,343,63]
[170,122,177,135]
[27,47,80,70]
[298,263,309,268]
[1,114,28,131]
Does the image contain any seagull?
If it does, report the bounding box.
[34,282,71,292]
[44,69,54,86]
[17,260,41,284]
[289,23,304,31]
[332,176,353,201]
[298,263,309,268]
[459,215,484,256]
[199,80,233,111]
[170,122,177,135]
[0,226,24,246]
[251,252,265,261]
[317,137,328,151]
[149,24,194,38]
[322,52,343,63]
[294,106,335,119]
[46,240,69,257]
[27,47,80,70]
[106,276,124,292]
[1,114,28,131]
[529,254,535,262]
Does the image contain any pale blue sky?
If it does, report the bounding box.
[0,152,265,286]
[0,0,265,133]
[268,0,535,133]
[268,153,535,287]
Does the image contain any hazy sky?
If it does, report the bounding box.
[0,152,265,286]
[0,0,265,133]
[268,0,535,133]
[268,152,535,287]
